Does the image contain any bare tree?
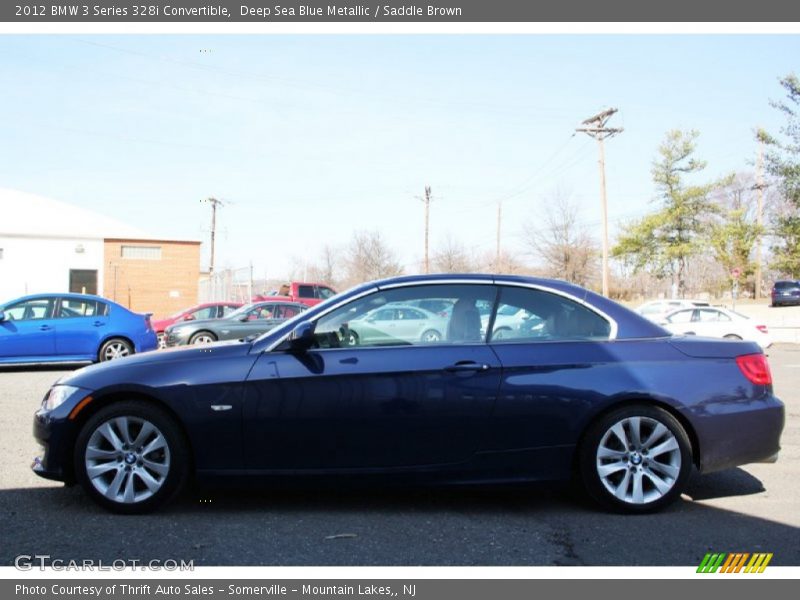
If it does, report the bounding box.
[342,230,404,287]
[523,192,599,286]
[431,236,477,273]
[306,244,340,287]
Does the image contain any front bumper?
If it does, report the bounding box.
[32,408,78,483]
[164,330,192,347]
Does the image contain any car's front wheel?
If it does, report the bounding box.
[74,401,189,514]
[578,404,692,513]
[189,331,217,345]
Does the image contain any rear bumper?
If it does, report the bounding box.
[692,395,785,474]
[135,331,159,353]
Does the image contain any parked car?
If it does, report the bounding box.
[253,282,336,307]
[481,304,545,340]
[635,299,710,322]
[152,302,243,348]
[33,274,783,514]
[771,280,800,307]
[164,301,307,346]
[660,306,772,349]
[345,303,449,345]
[0,293,156,364]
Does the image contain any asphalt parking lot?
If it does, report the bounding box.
[1,346,799,567]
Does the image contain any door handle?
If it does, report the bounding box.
[39,325,53,331]
[444,362,490,373]
[93,321,105,327]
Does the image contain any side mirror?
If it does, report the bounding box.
[289,321,316,351]
[183,314,195,321]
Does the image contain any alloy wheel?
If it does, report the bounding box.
[595,416,682,505]
[84,416,171,504]
[103,341,130,360]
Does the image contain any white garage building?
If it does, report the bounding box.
[0,189,202,317]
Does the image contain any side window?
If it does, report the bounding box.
[221,304,239,316]
[3,298,56,321]
[297,285,314,298]
[698,309,728,322]
[666,310,693,324]
[488,286,611,343]
[58,299,99,318]
[191,307,217,320]
[282,305,302,319]
[316,286,335,299]
[312,284,496,349]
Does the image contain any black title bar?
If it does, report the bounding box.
[4,0,800,22]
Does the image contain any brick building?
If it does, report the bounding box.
[0,188,201,318]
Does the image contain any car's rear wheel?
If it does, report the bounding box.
[99,338,133,362]
[189,331,217,345]
[420,329,442,343]
[578,404,692,513]
[74,401,189,514]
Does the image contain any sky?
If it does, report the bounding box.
[1,34,798,280]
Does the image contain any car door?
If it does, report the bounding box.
[54,298,108,358]
[242,283,502,470]
[485,285,616,476]
[0,297,58,359]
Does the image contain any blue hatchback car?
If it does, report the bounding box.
[0,293,157,364]
[32,275,784,514]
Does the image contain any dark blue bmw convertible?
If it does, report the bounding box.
[32,275,784,513]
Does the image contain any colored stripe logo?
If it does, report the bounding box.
[697,552,773,573]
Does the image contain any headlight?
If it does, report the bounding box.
[42,385,84,412]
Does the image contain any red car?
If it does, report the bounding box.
[252,281,336,307]
[152,302,243,347]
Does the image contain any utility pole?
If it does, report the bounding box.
[576,108,623,297]
[201,197,224,275]
[755,139,765,300]
[420,186,432,274]
[495,200,502,271]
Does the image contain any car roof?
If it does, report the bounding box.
[1,292,120,306]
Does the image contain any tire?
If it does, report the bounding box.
[723,334,742,340]
[578,404,692,513]
[189,331,217,345]
[98,338,134,362]
[492,327,512,340]
[420,329,442,343]
[74,401,189,514]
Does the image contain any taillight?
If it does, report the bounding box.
[735,353,772,385]
[756,325,768,334]
[145,315,153,332]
